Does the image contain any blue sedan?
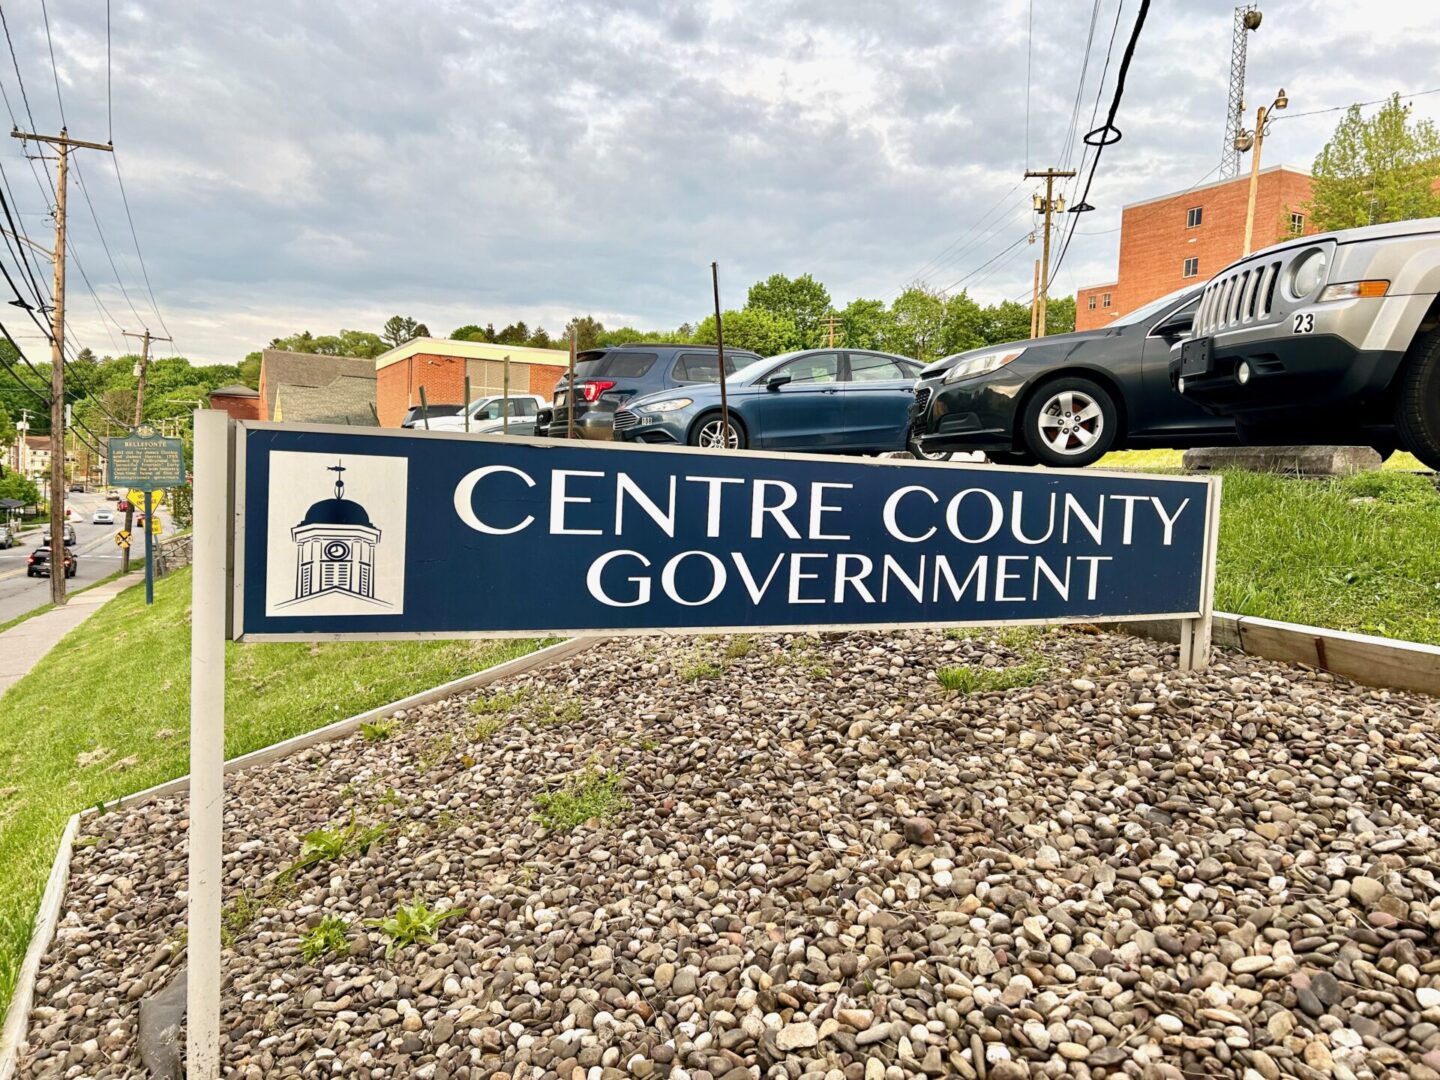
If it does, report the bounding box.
[612,349,937,455]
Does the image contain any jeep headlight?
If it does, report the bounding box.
[1289,248,1328,299]
[640,398,693,413]
[943,349,1025,383]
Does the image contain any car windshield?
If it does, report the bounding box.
[1110,288,1196,327]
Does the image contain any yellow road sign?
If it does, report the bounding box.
[125,488,165,510]
[114,530,131,549]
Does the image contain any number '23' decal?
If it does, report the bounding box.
[1292,312,1315,334]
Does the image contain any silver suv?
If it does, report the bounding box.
[1171,217,1440,467]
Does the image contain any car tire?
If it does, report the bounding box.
[1394,326,1440,471]
[906,425,951,461]
[688,412,748,450]
[1020,377,1119,467]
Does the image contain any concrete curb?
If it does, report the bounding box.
[0,634,606,1078]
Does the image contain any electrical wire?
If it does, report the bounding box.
[888,181,1025,298]
[110,154,173,343]
[940,233,1032,294]
[38,0,65,128]
[1024,0,1033,170]
[1271,87,1440,123]
[1048,0,1150,287]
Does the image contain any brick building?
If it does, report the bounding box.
[375,338,570,428]
[1076,165,1316,331]
[207,383,262,421]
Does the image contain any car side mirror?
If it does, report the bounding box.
[766,375,792,390]
[1155,314,1194,338]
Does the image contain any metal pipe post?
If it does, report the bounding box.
[711,262,730,447]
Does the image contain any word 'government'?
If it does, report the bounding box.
[452,466,1194,610]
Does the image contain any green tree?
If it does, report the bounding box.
[264,329,386,358]
[888,287,946,362]
[0,472,40,505]
[977,300,1034,347]
[838,298,893,351]
[526,327,555,349]
[562,315,605,351]
[238,353,262,387]
[1044,296,1076,337]
[0,400,13,445]
[745,274,832,348]
[938,292,986,356]
[494,322,530,345]
[381,316,429,348]
[450,324,494,343]
[691,309,798,356]
[1307,93,1440,231]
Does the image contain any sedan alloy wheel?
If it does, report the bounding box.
[691,414,746,450]
[1021,377,1118,467]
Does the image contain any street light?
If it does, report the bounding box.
[1240,88,1288,255]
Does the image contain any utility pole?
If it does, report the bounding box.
[1025,168,1076,339]
[12,126,113,605]
[121,328,171,574]
[819,313,841,347]
[1029,259,1041,338]
[1237,89,1288,255]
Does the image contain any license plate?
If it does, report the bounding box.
[555,392,568,407]
[1179,337,1213,377]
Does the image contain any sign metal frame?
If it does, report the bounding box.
[186,411,1220,1078]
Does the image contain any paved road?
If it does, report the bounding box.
[0,492,166,624]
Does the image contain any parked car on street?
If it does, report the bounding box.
[546,344,764,440]
[92,510,114,524]
[615,349,928,453]
[105,490,119,501]
[910,286,1235,467]
[64,523,76,545]
[0,523,13,549]
[424,394,548,434]
[399,403,465,428]
[27,545,76,578]
[1170,217,1440,466]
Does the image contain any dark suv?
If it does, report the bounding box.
[541,344,764,440]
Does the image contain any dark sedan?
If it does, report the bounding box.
[614,349,929,454]
[911,287,1234,467]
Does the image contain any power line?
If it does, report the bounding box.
[38,0,65,127]
[940,233,1032,294]
[889,180,1025,297]
[1024,0,1033,170]
[110,154,173,343]
[1048,0,1151,287]
[1271,87,1440,123]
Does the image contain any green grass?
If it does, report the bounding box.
[533,768,627,831]
[1214,469,1440,642]
[0,566,546,1021]
[935,660,1047,694]
[1096,448,1426,473]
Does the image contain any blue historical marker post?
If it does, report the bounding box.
[106,426,186,605]
[185,411,1220,1076]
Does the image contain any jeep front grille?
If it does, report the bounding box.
[1196,258,1283,336]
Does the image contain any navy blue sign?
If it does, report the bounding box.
[234,424,1217,639]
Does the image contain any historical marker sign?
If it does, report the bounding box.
[230,422,1220,642]
[107,427,186,491]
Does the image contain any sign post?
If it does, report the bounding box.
[107,426,184,605]
[187,410,228,1079]
[186,416,1221,1075]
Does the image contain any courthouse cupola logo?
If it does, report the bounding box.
[285,460,389,606]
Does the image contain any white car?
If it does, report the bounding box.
[424,394,547,433]
[92,510,115,524]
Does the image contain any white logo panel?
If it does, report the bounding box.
[264,450,408,617]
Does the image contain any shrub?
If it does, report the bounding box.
[360,720,392,742]
[935,661,1046,694]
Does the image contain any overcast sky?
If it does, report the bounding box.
[1,0,1436,365]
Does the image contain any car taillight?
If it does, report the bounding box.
[580,380,615,403]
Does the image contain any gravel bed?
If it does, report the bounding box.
[16,628,1440,1080]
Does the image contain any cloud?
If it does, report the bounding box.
[0,0,1432,364]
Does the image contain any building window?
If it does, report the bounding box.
[1290,212,1305,235]
[1187,206,1203,228]
[1087,295,1097,310]
[1183,257,1199,278]
[1102,293,1112,308]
